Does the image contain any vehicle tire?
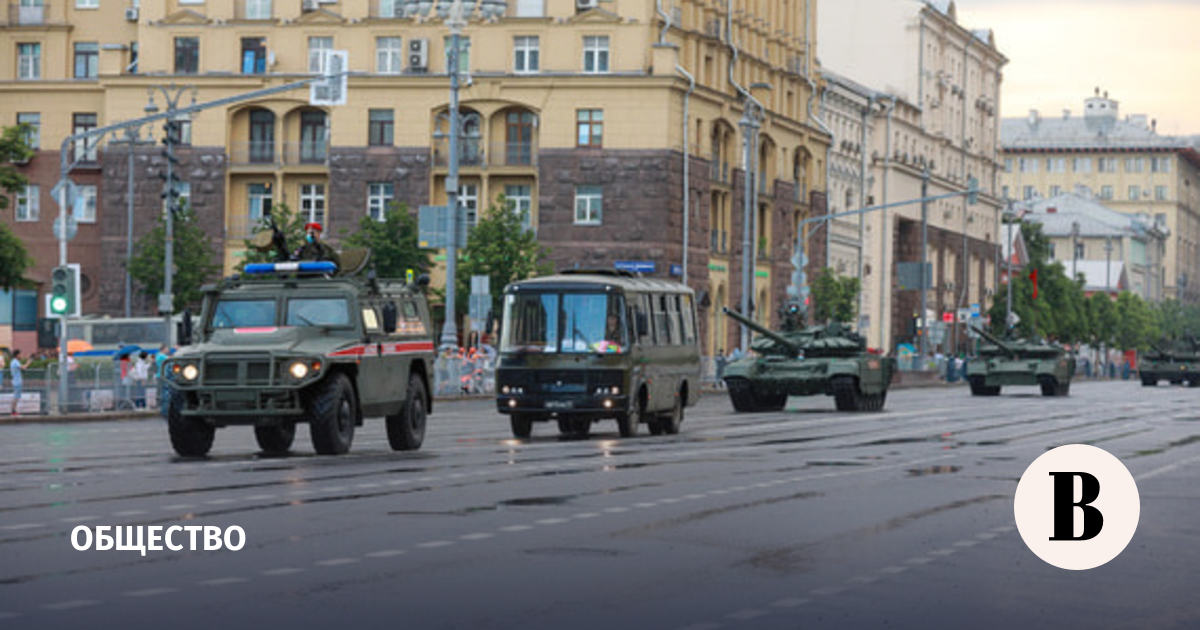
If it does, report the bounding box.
[167,390,214,457]
[511,414,534,439]
[572,417,592,438]
[661,393,684,435]
[254,422,295,454]
[647,419,665,435]
[878,390,888,410]
[556,417,573,436]
[307,373,356,455]
[832,376,860,411]
[1057,381,1071,396]
[968,376,1001,396]
[726,379,757,413]
[1140,376,1156,387]
[1040,379,1058,397]
[387,374,427,451]
[617,401,640,438]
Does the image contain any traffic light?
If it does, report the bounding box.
[966,175,979,205]
[50,265,78,317]
[160,120,184,213]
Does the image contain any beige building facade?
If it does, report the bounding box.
[2,0,832,355]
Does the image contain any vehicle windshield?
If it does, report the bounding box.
[211,299,276,329]
[501,292,627,354]
[286,297,352,327]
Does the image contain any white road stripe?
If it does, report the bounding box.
[315,558,359,566]
[416,541,454,549]
[123,587,178,597]
[364,550,406,558]
[261,568,305,575]
[200,577,248,586]
[42,600,99,610]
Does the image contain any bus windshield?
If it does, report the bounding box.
[501,292,627,354]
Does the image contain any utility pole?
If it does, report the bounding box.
[1105,236,1113,294]
[738,103,761,351]
[1006,199,1014,331]
[919,166,930,366]
[441,1,466,351]
[1071,220,1080,282]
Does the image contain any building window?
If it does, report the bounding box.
[1073,157,1092,173]
[460,182,478,227]
[72,112,98,162]
[245,0,272,20]
[505,184,532,231]
[505,110,535,165]
[17,112,40,149]
[76,0,99,7]
[1004,158,1012,173]
[1047,242,1056,260]
[376,37,403,74]
[241,38,267,74]
[15,186,39,222]
[1047,157,1066,173]
[308,36,333,73]
[1074,242,1085,259]
[17,43,41,80]
[1128,185,1140,200]
[299,110,327,163]
[576,109,603,148]
[1098,157,1117,173]
[1022,185,1035,200]
[1156,185,1168,201]
[73,42,99,78]
[443,36,469,74]
[367,182,394,221]
[300,183,326,224]
[583,36,609,73]
[174,115,193,146]
[1019,157,1038,173]
[247,183,273,225]
[1100,185,1113,200]
[368,109,393,146]
[514,36,538,73]
[249,109,275,163]
[1151,157,1171,173]
[77,185,97,223]
[166,181,192,212]
[574,185,602,224]
[175,37,199,74]
[1049,185,1061,197]
[1000,185,1009,199]
[1124,157,1144,173]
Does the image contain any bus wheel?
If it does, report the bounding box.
[617,403,640,438]
[511,414,534,438]
[661,394,684,435]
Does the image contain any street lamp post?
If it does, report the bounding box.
[738,104,761,351]
[919,166,930,366]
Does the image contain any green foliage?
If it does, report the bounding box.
[343,202,433,279]
[810,268,860,323]
[237,203,307,271]
[457,196,553,319]
[128,205,221,313]
[0,124,34,288]
[1112,292,1158,351]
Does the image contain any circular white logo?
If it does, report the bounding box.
[1013,444,1140,570]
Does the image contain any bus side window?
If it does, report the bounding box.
[681,295,697,345]
[632,294,652,346]
[667,295,682,345]
[654,294,672,346]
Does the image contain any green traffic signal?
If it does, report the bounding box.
[49,265,76,316]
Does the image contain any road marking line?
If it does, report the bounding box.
[416,541,454,548]
[726,609,768,620]
[364,550,406,558]
[633,502,658,508]
[261,568,305,575]
[500,525,533,532]
[0,612,19,619]
[992,525,1015,533]
[206,498,236,505]
[123,587,178,597]
[460,533,494,540]
[953,540,979,548]
[1139,452,1200,480]
[535,518,568,525]
[244,495,275,501]
[60,515,99,523]
[683,494,706,500]
[975,532,998,540]
[603,507,630,513]
[162,504,195,511]
[770,597,810,608]
[42,600,98,611]
[929,548,957,556]
[572,513,600,520]
[0,523,42,531]
[661,498,682,504]
[315,558,359,566]
[200,577,248,586]
[678,623,723,630]
[356,483,381,489]
[906,557,934,565]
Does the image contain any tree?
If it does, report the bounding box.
[0,123,34,289]
[343,202,433,279]
[236,203,307,271]
[810,268,860,323]
[128,206,221,313]
[986,221,1087,342]
[457,197,552,321]
[1112,291,1157,351]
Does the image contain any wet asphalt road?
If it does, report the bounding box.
[1,381,1199,629]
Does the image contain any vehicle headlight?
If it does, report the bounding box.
[501,385,511,394]
[289,360,310,380]
[181,364,199,381]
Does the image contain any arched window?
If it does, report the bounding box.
[248,108,275,163]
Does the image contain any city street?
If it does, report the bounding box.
[1,381,1198,629]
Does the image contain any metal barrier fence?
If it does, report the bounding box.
[1,361,160,415]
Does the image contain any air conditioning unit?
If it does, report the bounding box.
[409,38,428,72]
[576,0,598,10]
[124,6,138,20]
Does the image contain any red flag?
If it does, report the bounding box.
[1029,269,1038,299]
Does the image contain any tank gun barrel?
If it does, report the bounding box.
[722,307,801,355]
[972,325,1016,357]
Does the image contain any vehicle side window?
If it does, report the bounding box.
[666,295,681,345]
[398,299,427,335]
[631,294,652,346]
[681,295,696,345]
[654,294,676,346]
[362,305,381,333]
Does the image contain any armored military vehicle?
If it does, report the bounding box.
[721,308,895,412]
[1139,337,1200,386]
[162,258,435,457]
[966,327,1074,396]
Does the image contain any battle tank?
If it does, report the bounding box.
[721,308,896,412]
[1139,337,1200,387]
[966,326,1074,396]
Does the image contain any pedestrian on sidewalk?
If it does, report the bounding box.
[9,349,27,416]
[715,349,726,387]
[132,351,151,409]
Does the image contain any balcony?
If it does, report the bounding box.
[710,160,729,185]
[229,141,328,167]
[230,141,276,166]
[432,137,484,168]
[283,141,328,165]
[235,0,274,20]
[492,141,537,167]
[6,2,57,25]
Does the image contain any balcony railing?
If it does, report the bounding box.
[283,141,328,165]
[492,141,537,167]
[710,160,729,184]
[432,137,484,168]
[229,141,276,166]
[8,2,48,25]
[235,0,274,20]
[228,141,328,166]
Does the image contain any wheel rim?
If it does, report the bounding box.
[410,396,426,438]
[338,397,352,436]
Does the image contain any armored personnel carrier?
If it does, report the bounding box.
[162,257,435,457]
[1139,337,1200,386]
[966,327,1074,396]
[721,308,895,412]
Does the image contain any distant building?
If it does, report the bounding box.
[1017,192,1169,301]
[1000,89,1200,302]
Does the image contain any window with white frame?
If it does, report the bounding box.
[376,37,403,74]
[1046,157,1066,173]
[1156,185,1168,201]
[300,183,326,224]
[1003,158,1012,173]
[308,37,333,73]
[1124,157,1144,173]
[17,43,41,80]
[75,0,99,8]
[1049,185,1061,197]
[443,36,469,74]
[505,184,532,230]
[1018,157,1038,173]
[77,185,97,223]
[17,112,39,149]
[1073,157,1092,173]
[367,182,394,221]
[16,185,39,222]
[1128,185,1140,200]
[1100,185,1113,199]
[1022,185,1035,200]
[1151,157,1171,173]
[245,0,272,20]
[574,185,602,224]
[583,36,609,73]
[514,36,538,73]
[460,182,478,227]
[73,112,98,162]
[1098,157,1117,172]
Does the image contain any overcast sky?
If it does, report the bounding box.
[954,0,1200,135]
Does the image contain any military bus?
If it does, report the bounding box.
[495,270,701,439]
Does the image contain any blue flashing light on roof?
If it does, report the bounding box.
[245,261,339,275]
